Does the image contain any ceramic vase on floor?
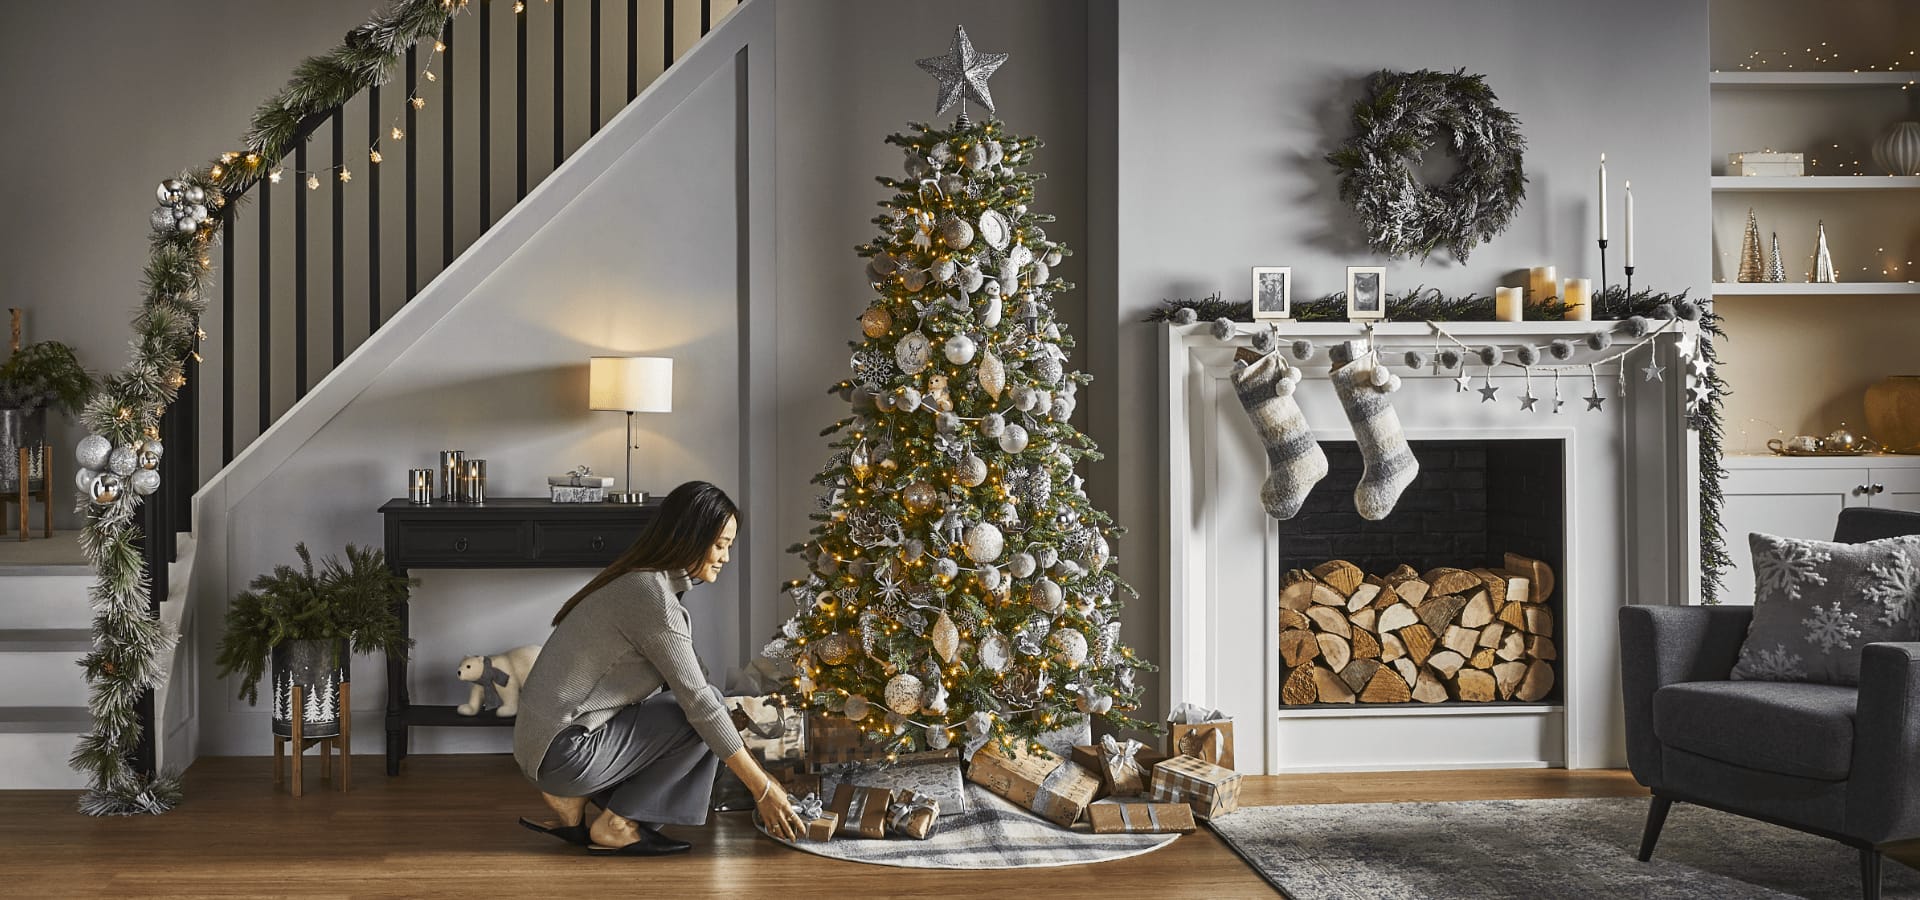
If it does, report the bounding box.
[272,639,350,739]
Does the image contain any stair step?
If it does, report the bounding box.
[0,573,94,630]
[0,628,92,652]
[0,708,91,789]
[0,706,91,733]
[0,638,91,706]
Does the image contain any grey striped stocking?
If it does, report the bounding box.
[1231,352,1327,520]
[1329,343,1418,520]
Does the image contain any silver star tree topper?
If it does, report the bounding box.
[916,25,1008,118]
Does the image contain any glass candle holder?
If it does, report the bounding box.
[439,450,465,502]
[462,459,487,503]
[408,468,433,504]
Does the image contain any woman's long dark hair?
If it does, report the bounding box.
[551,480,739,625]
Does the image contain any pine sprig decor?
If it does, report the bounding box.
[76,0,461,815]
[1325,70,1527,262]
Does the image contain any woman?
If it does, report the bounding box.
[513,480,804,854]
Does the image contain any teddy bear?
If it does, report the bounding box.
[455,644,542,717]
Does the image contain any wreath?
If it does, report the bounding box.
[1326,69,1527,263]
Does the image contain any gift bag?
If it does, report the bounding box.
[1168,702,1235,771]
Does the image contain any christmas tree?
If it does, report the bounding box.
[766,27,1152,760]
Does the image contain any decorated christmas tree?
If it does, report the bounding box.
[765,27,1152,760]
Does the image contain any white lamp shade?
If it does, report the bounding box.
[589,356,673,412]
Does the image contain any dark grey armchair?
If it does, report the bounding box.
[1619,507,1920,900]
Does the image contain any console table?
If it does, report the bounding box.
[377,497,661,775]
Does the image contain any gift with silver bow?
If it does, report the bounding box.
[966,742,1101,828]
[791,791,839,842]
[1167,701,1235,771]
[886,790,941,840]
[828,782,893,838]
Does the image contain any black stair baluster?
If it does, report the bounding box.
[369,85,382,332]
[663,0,673,66]
[443,21,455,268]
[294,140,308,398]
[407,44,419,298]
[332,108,345,368]
[590,0,602,134]
[221,211,234,464]
[627,0,637,102]
[554,0,565,166]
[700,0,710,34]
[257,177,272,435]
[517,2,528,199]
[480,0,491,227]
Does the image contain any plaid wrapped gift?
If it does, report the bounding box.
[967,743,1101,828]
[727,695,806,764]
[1150,754,1242,820]
[1087,800,1197,834]
[805,714,890,772]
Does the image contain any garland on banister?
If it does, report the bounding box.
[76,0,463,817]
[1146,285,1732,605]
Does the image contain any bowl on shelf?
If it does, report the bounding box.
[1865,375,1920,454]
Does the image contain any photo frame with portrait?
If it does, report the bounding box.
[1346,266,1387,321]
[1252,267,1292,321]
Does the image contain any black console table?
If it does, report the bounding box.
[377,496,661,775]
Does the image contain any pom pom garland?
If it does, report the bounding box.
[1676,300,1702,322]
[1403,350,1429,370]
[1437,349,1463,370]
[1547,339,1575,360]
[1171,307,1198,325]
[1587,331,1614,351]
[1209,318,1236,341]
[1291,340,1316,361]
[1624,315,1651,338]
[1652,302,1676,321]
[1477,345,1503,368]
[1250,328,1278,353]
[1512,345,1539,367]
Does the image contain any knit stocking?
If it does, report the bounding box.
[1329,343,1418,521]
[1230,351,1327,520]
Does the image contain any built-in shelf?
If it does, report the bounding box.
[1711,282,1918,297]
[1709,71,1918,90]
[1273,704,1562,720]
[1711,176,1920,191]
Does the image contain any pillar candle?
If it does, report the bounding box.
[1529,266,1557,305]
[1495,286,1524,322]
[1598,154,1609,242]
[1624,181,1635,268]
[1562,278,1592,321]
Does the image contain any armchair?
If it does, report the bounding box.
[1619,506,1920,900]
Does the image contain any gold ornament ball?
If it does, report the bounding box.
[885,673,926,714]
[861,307,893,338]
[815,633,853,666]
[903,481,939,514]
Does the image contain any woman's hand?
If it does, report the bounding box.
[754,778,804,841]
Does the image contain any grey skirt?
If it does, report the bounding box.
[531,687,722,826]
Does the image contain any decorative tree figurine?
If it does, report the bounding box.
[766,26,1152,760]
[1737,208,1764,283]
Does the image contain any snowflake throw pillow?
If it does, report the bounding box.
[1731,532,1920,685]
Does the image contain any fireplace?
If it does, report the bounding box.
[1161,321,1696,774]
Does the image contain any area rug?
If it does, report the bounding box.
[1208,797,1920,899]
[757,784,1179,869]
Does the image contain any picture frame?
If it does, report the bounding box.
[1252,267,1292,321]
[1346,266,1387,320]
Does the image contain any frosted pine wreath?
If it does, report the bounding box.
[1326,69,1527,262]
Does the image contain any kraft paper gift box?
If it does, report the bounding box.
[1086,800,1198,834]
[805,713,890,771]
[1167,702,1235,770]
[787,792,838,842]
[967,743,1101,828]
[828,782,892,838]
[726,695,806,764]
[1150,754,1243,820]
[886,790,941,840]
[825,756,968,813]
[1071,739,1162,799]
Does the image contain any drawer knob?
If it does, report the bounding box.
[1856,484,1872,497]
[453,537,470,553]
[590,536,606,551]
[1874,483,1887,495]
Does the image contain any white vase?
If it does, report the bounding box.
[1873,121,1920,176]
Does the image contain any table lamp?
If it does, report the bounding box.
[589,356,672,503]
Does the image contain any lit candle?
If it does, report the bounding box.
[1529,266,1557,305]
[1495,286,1524,322]
[1598,154,1609,242]
[1563,278,1592,320]
[1624,181,1635,269]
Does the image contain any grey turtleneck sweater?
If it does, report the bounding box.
[513,568,744,780]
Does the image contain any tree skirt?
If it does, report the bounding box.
[759,785,1179,869]
[1209,797,1920,899]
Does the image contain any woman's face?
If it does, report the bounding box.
[689,515,737,583]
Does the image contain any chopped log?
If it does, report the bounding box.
[1340,658,1382,695]
[1361,665,1413,703]
[1384,563,1422,585]
[1497,600,1526,631]
[1501,574,1531,606]
[1312,667,1355,703]
[1280,630,1321,667]
[1527,635,1557,661]
[1423,567,1482,597]
[1312,560,1366,596]
[1391,657,1418,688]
[1504,553,1555,605]
[1428,649,1467,678]
[1478,623,1505,649]
[1377,603,1419,633]
[1400,624,1435,667]
[1517,659,1555,702]
[1282,580,1345,611]
[1317,633,1353,673]
[1493,661,1528,699]
[1280,607,1313,632]
[1282,568,1318,588]
[1469,648,1497,669]
[1459,591,1495,628]
[1397,578,1431,607]
[1346,582,1383,612]
[1471,568,1508,607]
[1419,594,1469,636]
[1349,608,1378,634]
[1454,669,1497,702]
[1282,664,1318,705]
[1441,625,1481,658]
[1412,669,1449,703]
[1364,575,1403,610]
[1523,604,1555,637]
[1351,628,1381,660]
[1496,630,1527,662]
[1307,606,1352,637]
[1380,632,1407,662]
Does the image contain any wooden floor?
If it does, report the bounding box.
[0,755,1653,898]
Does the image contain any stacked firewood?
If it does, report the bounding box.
[1279,553,1557,705]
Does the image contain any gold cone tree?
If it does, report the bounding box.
[767,116,1152,759]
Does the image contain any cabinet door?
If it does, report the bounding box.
[1721,467,1867,605]
[1869,467,1920,512]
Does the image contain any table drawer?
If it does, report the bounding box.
[535,521,644,564]
[394,521,530,565]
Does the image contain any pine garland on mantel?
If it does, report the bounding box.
[1146,285,1732,606]
[76,0,462,817]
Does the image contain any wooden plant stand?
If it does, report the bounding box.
[274,682,352,797]
[0,445,53,541]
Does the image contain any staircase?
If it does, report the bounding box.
[0,563,96,788]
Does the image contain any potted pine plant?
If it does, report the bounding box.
[0,334,94,493]
[214,543,415,740]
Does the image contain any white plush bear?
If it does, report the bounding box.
[455,644,542,717]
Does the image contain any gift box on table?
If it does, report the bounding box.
[1087,800,1197,834]
[727,695,807,764]
[1167,702,1235,771]
[805,714,891,772]
[886,790,941,840]
[966,742,1101,828]
[1150,754,1242,820]
[547,471,614,503]
[828,782,893,838]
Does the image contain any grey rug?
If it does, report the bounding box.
[1209,797,1920,899]
[758,784,1179,869]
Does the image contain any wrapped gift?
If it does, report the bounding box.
[1150,754,1242,820]
[825,757,967,813]
[828,782,892,838]
[1087,800,1197,834]
[1074,744,1170,798]
[727,695,806,764]
[549,485,606,503]
[806,714,890,771]
[886,790,941,840]
[1034,716,1092,758]
[967,743,1101,828]
[1095,735,1150,797]
[1727,151,1805,177]
[547,468,615,488]
[792,792,838,842]
[1168,702,1235,770]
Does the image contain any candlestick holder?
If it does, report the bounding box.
[1597,238,1610,295]
[1625,264,1636,296]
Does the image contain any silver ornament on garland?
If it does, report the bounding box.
[939,216,974,250]
[75,467,102,494]
[107,445,139,477]
[130,468,162,497]
[90,473,124,505]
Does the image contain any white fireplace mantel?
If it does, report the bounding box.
[1158,320,1698,774]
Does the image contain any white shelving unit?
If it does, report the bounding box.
[1711,281,1918,296]
[1711,175,1920,191]
[1709,71,1918,90]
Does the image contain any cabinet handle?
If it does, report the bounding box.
[1874,483,1887,495]
[590,536,606,551]
[1855,484,1872,497]
[453,537,469,553]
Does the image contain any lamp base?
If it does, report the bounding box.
[606,491,649,504]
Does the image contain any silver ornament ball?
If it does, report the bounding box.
[131,468,162,497]
[76,435,113,471]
